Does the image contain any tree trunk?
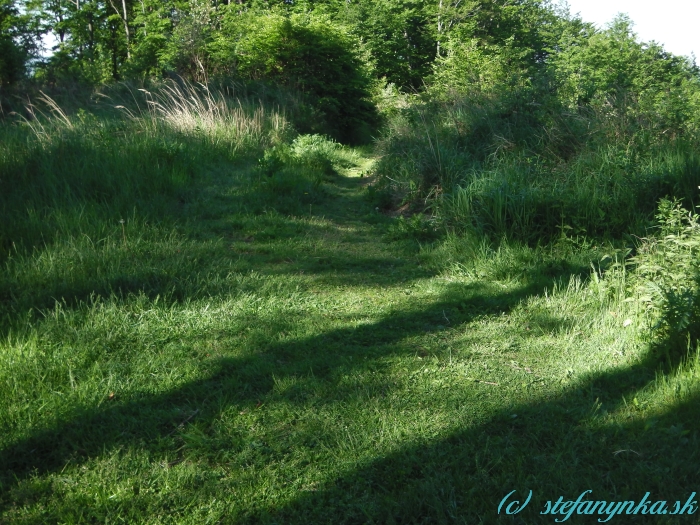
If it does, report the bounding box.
[111,21,119,79]
[121,0,130,58]
[140,0,146,37]
[88,11,94,58]
[57,0,65,43]
[109,0,131,59]
[437,0,443,58]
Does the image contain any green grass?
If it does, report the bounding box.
[0,91,699,524]
[374,95,700,242]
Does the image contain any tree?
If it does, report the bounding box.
[0,0,34,87]
[157,0,213,81]
[551,14,700,136]
[336,0,435,90]
[211,10,378,142]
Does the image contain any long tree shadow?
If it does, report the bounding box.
[262,380,699,525]
[253,301,700,524]
[4,270,697,524]
[3,125,648,522]
[0,115,453,342]
[0,274,580,514]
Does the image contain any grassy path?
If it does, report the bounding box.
[1,145,699,524]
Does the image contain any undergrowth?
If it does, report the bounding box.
[373,97,700,241]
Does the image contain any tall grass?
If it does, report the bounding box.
[438,144,700,240]
[119,80,289,143]
[2,81,700,524]
[0,80,297,335]
[374,94,700,241]
[0,80,290,258]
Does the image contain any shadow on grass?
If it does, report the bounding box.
[261,380,699,525]
[4,130,696,522]
[0,275,581,512]
[256,306,700,524]
[2,246,696,523]
[0,241,432,334]
[0,161,397,336]
[3,275,698,523]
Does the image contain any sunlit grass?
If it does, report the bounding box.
[1,92,698,524]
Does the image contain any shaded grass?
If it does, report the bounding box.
[0,81,290,259]
[0,97,698,524]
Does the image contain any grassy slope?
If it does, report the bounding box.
[0,110,699,524]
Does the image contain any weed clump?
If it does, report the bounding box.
[631,199,700,360]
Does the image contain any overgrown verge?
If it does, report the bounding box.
[630,199,700,362]
[373,16,700,242]
[0,82,289,255]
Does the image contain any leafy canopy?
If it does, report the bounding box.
[211,11,378,143]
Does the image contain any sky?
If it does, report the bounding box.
[561,0,699,60]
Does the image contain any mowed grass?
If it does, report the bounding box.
[1,91,699,524]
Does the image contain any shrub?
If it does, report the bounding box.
[210,11,378,143]
[373,11,700,242]
[632,199,700,357]
[551,15,700,139]
[256,134,348,183]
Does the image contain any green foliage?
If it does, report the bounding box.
[632,199,700,355]
[258,134,343,178]
[211,11,377,143]
[4,5,700,524]
[0,31,24,87]
[2,80,700,525]
[0,85,286,256]
[431,38,529,98]
[386,214,440,241]
[372,6,700,243]
[365,184,395,211]
[339,0,436,90]
[439,0,568,71]
[0,0,30,87]
[156,0,212,81]
[377,102,700,241]
[28,0,119,83]
[255,134,342,197]
[124,0,185,79]
[551,15,700,137]
[256,145,288,178]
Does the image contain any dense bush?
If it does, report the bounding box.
[0,0,28,87]
[551,16,700,138]
[210,12,378,143]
